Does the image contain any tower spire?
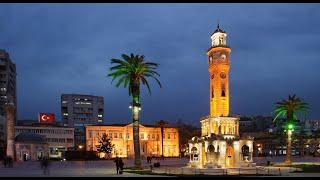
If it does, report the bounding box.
[217,20,220,30]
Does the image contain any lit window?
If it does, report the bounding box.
[98,114,103,117]
[63,113,68,116]
[62,101,68,104]
[126,133,129,139]
[114,133,118,138]
[119,133,122,138]
[168,134,171,139]
[140,133,144,139]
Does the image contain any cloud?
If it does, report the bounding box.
[0,4,319,125]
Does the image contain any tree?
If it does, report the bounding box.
[174,119,201,157]
[273,94,308,166]
[155,120,169,157]
[96,133,114,159]
[108,53,161,168]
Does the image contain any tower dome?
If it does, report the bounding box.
[210,23,227,47]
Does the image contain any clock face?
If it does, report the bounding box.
[221,54,226,59]
[220,72,226,79]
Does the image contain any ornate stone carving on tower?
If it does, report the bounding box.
[5,102,15,159]
[188,24,254,169]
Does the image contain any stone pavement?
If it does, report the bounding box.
[1,156,320,177]
[0,159,168,177]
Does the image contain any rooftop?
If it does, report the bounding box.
[15,132,47,144]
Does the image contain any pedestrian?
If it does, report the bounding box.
[147,156,150,164]
[42,157,50,175]
[7,156,13,168]
[114,156,120,174]
[3,156,7,168]
[119,158,124,174]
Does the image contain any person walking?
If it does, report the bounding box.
[119,158,124,174]
[3,156,7,168]
[114,157,120,174]
[7,156,13,168]
[42,157,50,175]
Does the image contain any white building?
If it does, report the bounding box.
[15,125,74,159]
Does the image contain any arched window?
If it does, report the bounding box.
[221,84,226,97]
[207,145,215,153]
[191,147,198,161]
[211,85,214,98]
[242,145,250,161]
[221,90,226,97]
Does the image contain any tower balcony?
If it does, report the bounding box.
[207,45,230,52]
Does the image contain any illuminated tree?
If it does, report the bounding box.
[273,94,308,165]
[96,133,114,159]
[108,53,161,168]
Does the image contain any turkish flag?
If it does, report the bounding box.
[38,113,55,123]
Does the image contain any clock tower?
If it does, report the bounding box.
[207,24,231,117]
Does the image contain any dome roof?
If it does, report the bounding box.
[212,23,226,35]
[15,133,47,144]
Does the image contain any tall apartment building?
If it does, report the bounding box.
[0,49,17,155]
[61,94,104,149]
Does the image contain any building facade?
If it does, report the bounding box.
[85,123,179,158]
[0,49,17,154]
[61,94,104,149]
[15,124,74,159]
[188,24,254,168]
[14,133,49,161]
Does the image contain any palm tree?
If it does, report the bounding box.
[155,120,169,157]
[108,53,161,168]
[273,94,308,166]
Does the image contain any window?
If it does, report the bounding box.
[168,134,171,139]
[221,84,226,97]
[109,133,112,138]
[147,134,150,139]
[119,133,122,138]
[114,133,118,138]
[173,133,176,139]
[126,133,129,139]
[140,133,144,139]
[152,134,155,139]
[211,85,214,98]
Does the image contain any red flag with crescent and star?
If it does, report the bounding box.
[38,113,55,124]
